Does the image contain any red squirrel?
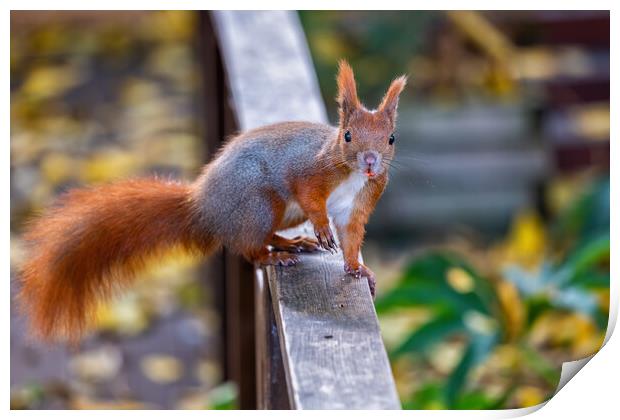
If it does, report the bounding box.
[18,60,406,341]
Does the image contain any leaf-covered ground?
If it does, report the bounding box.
[10,11,234,409]
[366,174,609,409]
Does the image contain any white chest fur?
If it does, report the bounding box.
[327,172,367,227]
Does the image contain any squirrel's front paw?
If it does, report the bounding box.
[314,225,338,253]
[344,263,376,298]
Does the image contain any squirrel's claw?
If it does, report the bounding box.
[344,263,377,298]
[314,225,338,253]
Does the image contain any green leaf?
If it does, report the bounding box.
[404,382,445,410]
[445,342,475,406]
[207,382,238,410]
[376,252,499,317]
[569,271,610,289]
[445,332,498,406]
[391,313,465,358]
[520,345,561,387]
[504,237,608,319]
[375,282,483,315]
[565,232,610,278]
[400,253,455,285]
[454,386,515,410]
[553,176,609,242]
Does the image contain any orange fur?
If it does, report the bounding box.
[336,60,361,125]
[290,164,348,229]
[378,76,408,120]
[18,179,215,342]
[337,173,387,271]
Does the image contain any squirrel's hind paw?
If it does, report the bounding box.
[270,235,320,253]
[255,251,300,267]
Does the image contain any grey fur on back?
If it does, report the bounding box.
[192,121,337,254]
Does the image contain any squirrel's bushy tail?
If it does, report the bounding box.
[18,178,215,342]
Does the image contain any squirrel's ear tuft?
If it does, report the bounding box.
[336,60,360,125]
[378,75,407,123]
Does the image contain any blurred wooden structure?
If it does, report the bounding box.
[488,11,609,173]
[199,11,400,409]
[372,103,548,236]
[371,11,609,239]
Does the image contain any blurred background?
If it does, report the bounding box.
[10,11,609,409]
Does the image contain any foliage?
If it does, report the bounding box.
[299,11,437,117]
[377,176,609,409]
[10,11,224,410]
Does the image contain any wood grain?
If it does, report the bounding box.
[264,224,401,409]
[211,10,327,130]
[255,269,291,409]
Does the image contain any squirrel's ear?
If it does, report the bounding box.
[378,75,407,123]
[336,60,360,125]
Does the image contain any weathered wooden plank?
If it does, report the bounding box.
[266,224,401,410]
[255,269,291,409]
[211,10,327,130]
[212,10,400,409]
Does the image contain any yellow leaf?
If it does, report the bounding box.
[514,385,546,407]
[71,397,149,410]
[120,78,162,105]
[378,308,433,350]
[139,11,197,42]
[94,293,149,335]
[141,355,184,384]
[138,134,201,171]
[21,64,85,101]
[69,346,122,383]
[528,312,604,359]
[40,152,76,184]
[502,209,547,268]
[146,44,193,84]
[391,357,419,399]
[81,149,141,183]
[489,344,520,371]
[596,289,610,313]
[428,341,466,374]
[571,103,610,141]
[308,32,348,63]
[513,47,557,80]
[463,310,498,335]
[446,267,475,293]
[10,236,26,268]
[496,280,525,340]
[195,360,222,386]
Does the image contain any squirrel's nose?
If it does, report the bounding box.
[363,152,377,166]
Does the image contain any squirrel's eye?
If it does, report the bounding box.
[389,134,395,145]
[344,130,352,142]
